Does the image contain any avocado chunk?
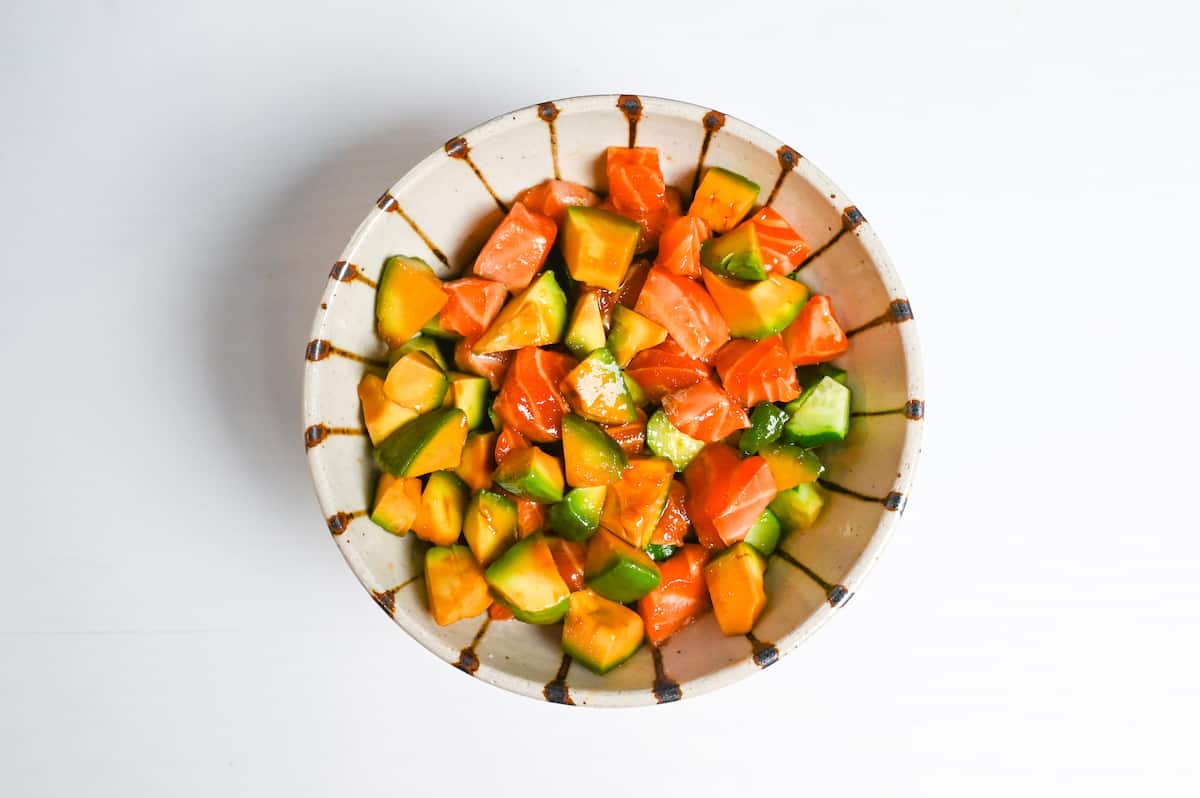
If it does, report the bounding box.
[561,589,645,675]
[412,471,468,546]
[645,409,705,471]
[703,542,767,635]
[485,534,571,624]
[383,350,449,413]
[738,403,789,455]
[564,289,608,358]
[606,305,667,367]
[376,255,449,347]
[454,430,496,491]
[561,414,628,487]
[561,206,641,291]
[425,544,492,626]
[374,408,469,478]
[464,488,518,565]
[758,442,823,490]
[560,347,638,425]
[783,376,851,447]
[599,457,674,548]
[700,219,767,281]
[742,508,782,557]
[357,373,417,445]
[547,485,607,542]
[702,270,809,340]
[492,447,565,503]
[584,528,662,603]
[390,335,449,370]
[444,372,490,429]
[769,483,825,532]
[689,167,760,234]
[473,270,567,354]
[370,472,422,535]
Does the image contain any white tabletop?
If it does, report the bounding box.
[3,1,1198,794]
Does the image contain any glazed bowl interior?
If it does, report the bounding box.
[303,95,922,706]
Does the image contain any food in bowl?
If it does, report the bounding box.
[358,147,853,675]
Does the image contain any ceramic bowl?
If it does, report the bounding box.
[303,94,923,707]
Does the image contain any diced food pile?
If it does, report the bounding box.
[358,149,853,674]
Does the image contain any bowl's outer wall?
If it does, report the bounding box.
[303,95,923,707]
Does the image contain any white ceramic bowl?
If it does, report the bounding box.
[303,94,923,706]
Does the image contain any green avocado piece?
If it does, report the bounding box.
[376,255,448,347]
[383,351,448,413]
[739,403,789,455]
[795,362,848,387]
[690,167,761,233]
[742,508,782,556]
[644,543,679,563]
[492,447,565,503]
[373,408,468,477]
[606,305,667,367]
[769,483,825,532]
[783,376,851,447]
[473,271,567,354]
[645,410,705,472]
[390,336,449,370]
[445,372,490,430]
[370,473,421,535]
[464,489,518,565]
[547,485,607,542]
[485,534,571,624]
[561,414,628,487]
[584,528,662,603]
[700,220,767,281]
[412,471,468,545]
[564,290,608,358]
[702,270,809,340]
[560,347,638,425]
[561,589,644,674]
[562,206,641,291]
[759,442,824,489]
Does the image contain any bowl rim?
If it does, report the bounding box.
[303,93,924,707]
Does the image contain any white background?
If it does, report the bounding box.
[3,1,1198,794]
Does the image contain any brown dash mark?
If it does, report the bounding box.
[305,339,387,367]
[537,102,562,179]
[844,298,915,337]
[454,616,492,675]
[329,260,377,289]
[691,110,727,195]
[765,145,802,206]
[370,572,423,617]
[326,509,366,536]
[771,549,852,607]
[304,423,366,449]
[851,399,925,419]
[816,479,906,513]
[375,192,451,267]
[617,94,643,148]
[650,645,681,703]
[794,205,867,272]
[543,653,575,704]
[745,632,779,667]
[445,137,508,213]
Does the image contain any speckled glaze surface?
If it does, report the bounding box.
[303,95,923,707]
